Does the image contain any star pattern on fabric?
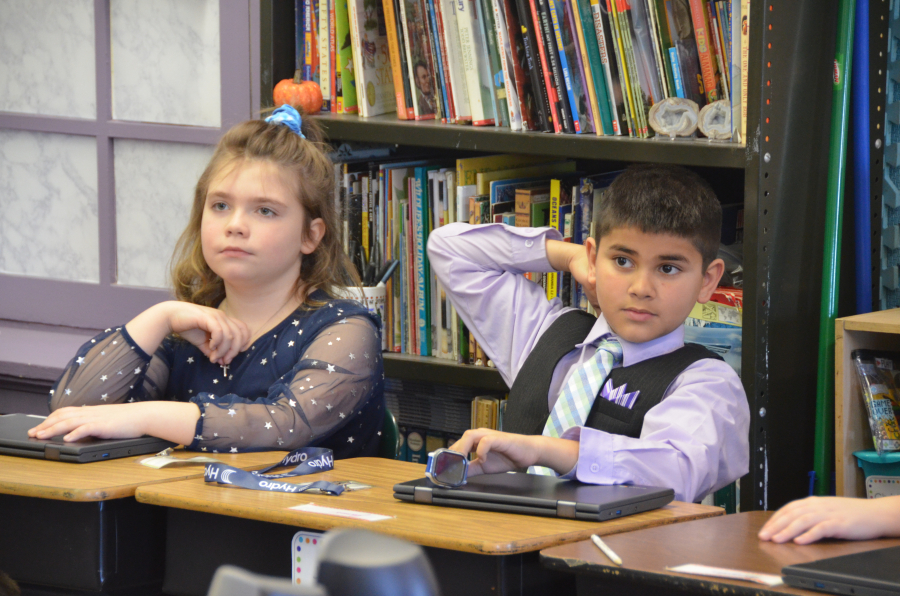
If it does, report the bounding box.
[339,412,345,419]
[288,341,295,347]
[187,357,194,364]
[310,399,317,405]
[292,320,300,326]
[347,437,354,443]
[195,435,203,441]
[265,422,273,429]
[213,379,219,384]
[289,399,296,407]
[326,364,336,373]
[349,353,355,360]
[326,404,333,411]
[100,375,108,382]
[65,388,72,395]
[76,357,85,365]
[261,358,268,365]
[228,409,236,417]
[101,394,108,401]
[230,447,238,453]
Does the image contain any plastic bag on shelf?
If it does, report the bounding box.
[852,349,900,455]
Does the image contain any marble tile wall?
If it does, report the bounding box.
[0,0,97,118]
[110,0,221,127]
[0,130,99,282]
[115,139,214,289]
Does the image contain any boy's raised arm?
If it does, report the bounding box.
[427,223,573,386]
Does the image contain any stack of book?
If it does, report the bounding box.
[297,0,748,140]
[334,150,624,366]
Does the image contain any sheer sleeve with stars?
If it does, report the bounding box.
[189,315,382,452]
[50,327,165,409]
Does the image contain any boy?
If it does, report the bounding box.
[426,164,749,502]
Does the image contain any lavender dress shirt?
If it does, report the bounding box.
[427,222,749,502]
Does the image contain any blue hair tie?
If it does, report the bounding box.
[265,105,306,139]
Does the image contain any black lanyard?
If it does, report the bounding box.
[203,447,345,495]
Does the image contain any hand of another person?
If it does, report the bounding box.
[28,404,151,442]
[758,495,900,544]
[448,429,579,476]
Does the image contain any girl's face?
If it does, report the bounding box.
[201,159,325,293]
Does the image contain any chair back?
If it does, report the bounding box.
[378,407,401,459]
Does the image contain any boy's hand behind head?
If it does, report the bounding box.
[586,226,724,344]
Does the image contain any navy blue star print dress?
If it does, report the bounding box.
[50,291,385,457]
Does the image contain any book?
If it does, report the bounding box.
[668,46,684,97]
[425,0,453,121]
[439,0,474,121]
[729,0,741,142]
[739,0,748,141]
[349,0,397,116]
[336,0,359,113]
[573,0,613,135]
[605,0,638,136]
[513,0,555,131]
[475,159,576,194]
[492,0,525,130]
[651,0,678,97]
[456,0,497,124]
[475,0,507,126]
[332,0,341,112]
[456,153,549,185]
[431,0,459,121]
[383,0,409,117]
[589,0,626,134]
[612,0,649,136]
[536,0,576,132]
[706,0,728,101]
[630,0,665,104]
[554,0,597,133]
[490,176,553,204]
[319,0,332,110]
[688,0,718,103]
[399,0,439,118]
[514,186,551,226]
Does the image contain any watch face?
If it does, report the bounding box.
[426,449,468,487]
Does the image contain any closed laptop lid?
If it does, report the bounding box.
[394,472,674,520]
[782,545,900,595]
[0,413,173,461]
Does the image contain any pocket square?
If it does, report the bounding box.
[600,379,640,409]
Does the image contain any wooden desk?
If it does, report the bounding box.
[0,450,281,596]
[540,511,900,596]
[134,457,723,596]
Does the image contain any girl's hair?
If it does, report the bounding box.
[170,109,360,307]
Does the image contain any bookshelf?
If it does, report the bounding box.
[261,0,844,512]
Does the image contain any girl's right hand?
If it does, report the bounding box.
[126,301,250,365]
[758,495,900,544]
[165,302,251,364]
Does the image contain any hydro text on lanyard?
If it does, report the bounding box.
[203,447,345,495]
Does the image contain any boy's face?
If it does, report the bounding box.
[586,226,724,344]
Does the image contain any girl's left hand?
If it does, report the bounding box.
[28,404,150,442]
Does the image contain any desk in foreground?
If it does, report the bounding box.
[135,457,723,596]
[0,450,281,595]
[541,511,900,596]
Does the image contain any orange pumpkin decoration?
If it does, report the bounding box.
[273,70,324,115]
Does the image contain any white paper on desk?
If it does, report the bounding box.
[666,564,784,587]
[139,455,222,469]
[290,502,392,521]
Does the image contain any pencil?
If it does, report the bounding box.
[591,534,622,566]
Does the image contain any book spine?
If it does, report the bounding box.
[347,0,367,116]
[492,0,525,130]
[668,46,684,97]
[304,0,314,79]
[383,0,411,118]
[433,0,459,121]
[426,0,453,121]
[612,0,647,136]
[605,0,635,135]
[730,0,741,142]
[502,0,539,130]
[688,0,718,102]
[547,179,560,299]
[628,0,664,104]
[526,0,563,132]
[337,0,358,112]
[563,0,598,134]
[574,0,612,135]
[536,0,574,132]
[473,0,504,126]
[319,0,331,110]
[456,0,492,124]
[706,0,728,101]
[589,0,624,134]
[515,0,554,131]
[739,0,747,140]
[331,0,339,112]
[651,0,678,97]
[440,0,473,121]
[645,0,671,98]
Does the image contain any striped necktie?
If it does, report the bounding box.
[530,337,623,475]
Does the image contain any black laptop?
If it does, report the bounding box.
[0,413,174,463]
[393,472,674,521]
[782,545,900,596]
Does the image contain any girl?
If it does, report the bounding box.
[29,105,385,457]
